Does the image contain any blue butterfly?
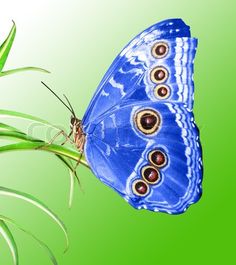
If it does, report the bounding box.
[70,18,203,214]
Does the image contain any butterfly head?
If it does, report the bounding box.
[70,116,81,130]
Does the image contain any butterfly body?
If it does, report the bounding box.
[74,19,202,214]
[70,117,85,152]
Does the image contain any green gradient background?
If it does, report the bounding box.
[0,0,235,264]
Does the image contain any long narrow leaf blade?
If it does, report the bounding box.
[0,220,18,265]
[0,125,81,204]
[55,154,81,207]
[56,155,75,208]
[0,130,41,142]
[0,141,89,168]
[68,170,75,208]
[0,21,16,71]
[0,67,50,77]
[0,123,20,132]
[0,186,69,251]
[0,109,56,128]
[0,215,58,265]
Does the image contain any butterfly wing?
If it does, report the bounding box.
[82,18,195,130]
[84,101,202,214]
[82,19,202,214]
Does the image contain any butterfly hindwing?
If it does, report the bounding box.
[82,18,202,214]
[84,101,202,214]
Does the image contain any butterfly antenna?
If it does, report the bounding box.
[41,81,74,116]
[63,94,77,118]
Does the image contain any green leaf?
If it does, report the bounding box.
[0,124,85,205]
[0,111,88,166]
[68,170,75,208]
[0,140,89,168]
[0,123,39,141]
[0,215,58,265]
[0,109,56,129]
[0,122,80,176]
[0,22,49,76]
[0,67,50,77]
[55,155,79,208]
[55,154,76,177]
[0,122,21,132]
[0,219,18,265]
[0,125,82,203]
[0,21,16,72]
[0,186,69,252]
[0,130,41,142]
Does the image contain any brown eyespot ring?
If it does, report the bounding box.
[150,66,168,84]
[151,42,169,58]
[135,109,161,135]
[148,150,167,168]
[154,84,170,99]
[132,179,149,196]
[141,166,161,184]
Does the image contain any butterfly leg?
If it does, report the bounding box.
[36,129,72,150]
[47,129,74,146]
[61,130,73,146]
[69,152,84,192]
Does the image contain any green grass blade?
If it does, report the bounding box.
[0,109,57,128]
[0,219,18,265]
[0,22,49,76]
[0,126,81,206]
[0,186,69,252]
[0,127,86,205]
[0,123,81,175]
[0,21,16,72]
[55,154,75,175]
[0,130,41,142]
[0,215,58,265]
[68,170,75,208]
[55,155,78,208]
[0,123,21,132]
[0,123,87,207]
[0,123,38,141]
[0,140,89,168]
[0,112,89,167]
[0,67,50,77]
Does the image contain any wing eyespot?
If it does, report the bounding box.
[148,150,167,168]
[150,66,168,83]
[134,109,161,134]
[151,42,169,58]
[141,166,161,184]
[132,179,149,196]
[154,84,170,99]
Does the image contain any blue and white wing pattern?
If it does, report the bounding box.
[82,18,203,214]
